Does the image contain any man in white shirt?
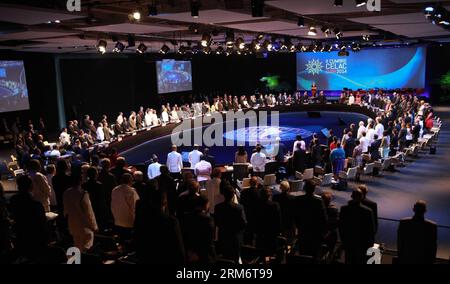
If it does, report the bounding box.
[59,128,71,145]
[29,159,52,212]
[111,173,140,241]
[359,132,369,153]
[116,112,124,126]
[151,110,159,126]
[292,135,306,153]
[49,145,61,157]
[96,122,105,142]
[167,145,183,177]
[348,94,355,105]
[147,154,162,180]
[189,144,203,169]
[195,156,212,188]
[357,121,366,139]
[144,109,152,127]
[375,117,384,140]
[250,146,267,176]
[366,125,376,146]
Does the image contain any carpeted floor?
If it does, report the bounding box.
[328,106,450,260]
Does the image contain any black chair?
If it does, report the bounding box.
[233,163,249,181]
[264,161,279,175]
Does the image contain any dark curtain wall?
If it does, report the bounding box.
[191,53,296,98]
[0,51,58,132]
[59,52,297,122]
[425,44,450,105]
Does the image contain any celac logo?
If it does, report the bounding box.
[366,0,381,12]
[305,59,323,75]
[67,0,81,12]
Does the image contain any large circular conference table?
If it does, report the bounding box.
[110,103,378,156]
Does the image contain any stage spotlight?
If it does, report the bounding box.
[191,1,200,18]
[425,6,434,13]
[113,41,125,53]
[338,46,349,56]
[297,16,305,27]
[251,39,261,51]
[362,34,370,41]
[236,37,245,50]
[136,43,147,54]
[321,26,331,37]
[289,42,297,52]
[203,46,212,54]
[334,0,343,7]
[334,28,343,39]
[201,33,212,47]
[148,3,158,16]
[226,31,235,48]
[97,40,107,54]
[355,0,367,7]
[256,33,265,40]
[251,0,264,17]
[215,46,224,55]
[130,10,141,21]
[160,44,170,54]
[262,39,273,51]
[177,45,187,54]
[351,42,361,52]
[308,26,317,36]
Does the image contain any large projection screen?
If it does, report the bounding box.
[0,61,30,113]
[296,46,426,91]
[157,59,192,94]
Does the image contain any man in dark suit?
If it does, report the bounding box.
[273,181,295,241]
[180,195,216,264]
[358,185,378,233]
[214,185,247,263]
[133,190,185,264]
[274,138,287,164]
[339,189,375,264]
[8,175,50,259]
[370,134,382,161]
[154,166,177,215]
[343,132,356,158]
[397,200,437,264]
[293,180,327,261]
[82,167,110,231]
[176,180,201,219]
[292,146,306,173]
[202,148,216,169]
[254,187,281,255]
[240,176,261,244]
[109,157,131,183]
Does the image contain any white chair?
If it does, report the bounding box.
[263,174,277,186]
[363,163,375,175]
[339,167,358,181]
[381,158,392,171]
[314,166,325,176]
[320,173,334,186]
[303,168,314,180]
[289,180,304,192]
[238,178,251,190]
